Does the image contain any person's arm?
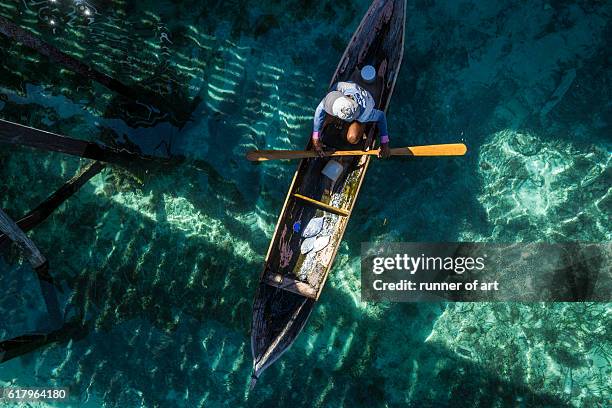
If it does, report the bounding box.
[312,99,326,156]
[372,110,389,143]
[365,109,389,142]
[312,99,326,140]
[366,109,390,158]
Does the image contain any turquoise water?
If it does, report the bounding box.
[0,0,610,407]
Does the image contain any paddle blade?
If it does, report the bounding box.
[390,143,467,157]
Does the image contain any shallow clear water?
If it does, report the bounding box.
[0,1,610,407]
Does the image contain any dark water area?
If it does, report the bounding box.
[0,0,610,407]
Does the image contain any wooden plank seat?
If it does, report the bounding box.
[292,193,350,217]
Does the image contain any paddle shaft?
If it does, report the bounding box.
[247,143,467,162]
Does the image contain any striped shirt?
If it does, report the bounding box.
[312,81,389,143]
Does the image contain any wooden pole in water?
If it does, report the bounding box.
[0,119,155,165]
[0,161,106,248]
[0,209,47,270]
[0,332,55,364]
[0,209,62,327]
[0,319,90,364]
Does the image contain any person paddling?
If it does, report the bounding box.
[311,80,391,158]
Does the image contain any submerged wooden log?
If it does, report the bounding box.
[0,161,106,248]
[0,16,130,97]
[0,319,90,364]
[0,15,188,122]
[0,332,50,364]
[0,119,157,165]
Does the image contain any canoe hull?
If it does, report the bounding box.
[251,0,407,384]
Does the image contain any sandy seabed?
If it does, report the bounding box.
[0,0,610,407]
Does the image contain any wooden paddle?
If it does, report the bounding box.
[246,143,467,162]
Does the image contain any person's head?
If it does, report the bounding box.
[331,94,358,122]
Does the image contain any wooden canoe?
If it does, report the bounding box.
[250,0,406,387]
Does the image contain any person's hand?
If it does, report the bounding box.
[378,142,391,158]
[313,138,325,157]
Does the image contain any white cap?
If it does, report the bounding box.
[331,96,358,121]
